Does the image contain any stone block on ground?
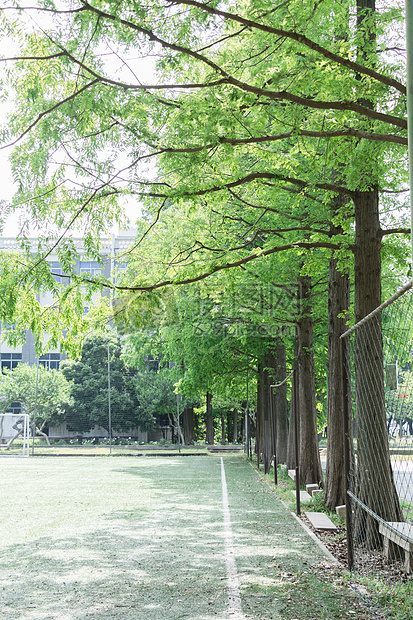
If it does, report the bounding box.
[292,490,312,502]
[306,483,319,496]
[336,505,346,520]
[305,511,337,531]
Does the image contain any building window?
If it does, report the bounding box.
[49,261,63,283]
[80,261,101,277]
[7,402,22,415]
[0,353,22,371]
[39,353,60,371]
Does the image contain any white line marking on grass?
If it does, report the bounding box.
[221,457,244,619]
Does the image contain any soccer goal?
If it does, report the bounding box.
[0,413,30,457]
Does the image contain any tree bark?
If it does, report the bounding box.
[255,366,261,466]
[287,331,299,470]
[257,361,271,473]
[263,351,277,473]
[350,0,403,547]
[205,391,214,444]
[220,414,226,444]
[232,409,238,443]
[325,3,352,511]
[325,246,350,510]
[182,406,195,444]
[353,189,403,546]
[297,275,323,486]
[274,341,289,464]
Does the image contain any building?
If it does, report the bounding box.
[0,230,149,443]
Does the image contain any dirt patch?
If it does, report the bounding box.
[300,515,349,565]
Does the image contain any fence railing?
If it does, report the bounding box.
[341,280,413,614]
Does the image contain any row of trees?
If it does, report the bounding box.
[0,0,410,541]
[0,333,176,440]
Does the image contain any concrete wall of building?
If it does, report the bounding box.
[0,231,137,434]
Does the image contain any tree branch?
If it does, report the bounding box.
[63,240,340,293]
[140,172,355,200]
[1,79,100,150]
[380,227,410,237]
[74,2,405,128]
[157,128,407,150]
[167,0,406,95]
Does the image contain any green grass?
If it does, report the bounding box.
[1,443,212,457]
[248,459,412,620]
[0,454,376,619]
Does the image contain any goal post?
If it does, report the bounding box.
[0,413,30,457]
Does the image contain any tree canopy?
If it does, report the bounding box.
[0,0,410,514]
[0,362,72,434]
[0,0,408,350]
[60,331,145,432]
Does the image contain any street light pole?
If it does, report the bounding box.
[32,356,39,455]
[176,393,181,454]
[108,342,112,455]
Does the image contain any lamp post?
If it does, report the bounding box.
[32,356,39,455]
[176,393,182,454]
[108,342,112,455]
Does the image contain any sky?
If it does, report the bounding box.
[0,18,158,239]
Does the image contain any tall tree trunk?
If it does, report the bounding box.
[264,350,277,473]
[325,1,352,510]
[265,348,277,473]
[352,0,403,547]
[287,331,299,470]
[182,406,195,445]
[274,341,289,464]
[353,189,403,546]
[325,244,350,510]
[255,366,262,466]
[297,275,323,485]
[257,361,272,473]
[220,414,226,444]
[205,391,214,444]
[232,409,238,443]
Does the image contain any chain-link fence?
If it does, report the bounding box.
[342,281,413,614]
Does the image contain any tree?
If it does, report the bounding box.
[297,273,323,485]
[0,362,72,443]
[60,331,142,434]
[325,236,351,509]
[131,370,183,439]
[0,0,409,512]
[125,283,256,445]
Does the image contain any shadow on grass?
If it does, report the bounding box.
[0,455,371,620]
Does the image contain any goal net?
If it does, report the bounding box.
[0,413,30,456]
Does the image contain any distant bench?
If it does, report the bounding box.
[379,522,413,574]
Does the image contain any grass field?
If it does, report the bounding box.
[0,454,373,619]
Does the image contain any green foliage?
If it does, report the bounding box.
[60,331,143,432]
[0,0,406,348]
[0,363,72,431]
[131,370,178,431]
[0,1,409,471]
